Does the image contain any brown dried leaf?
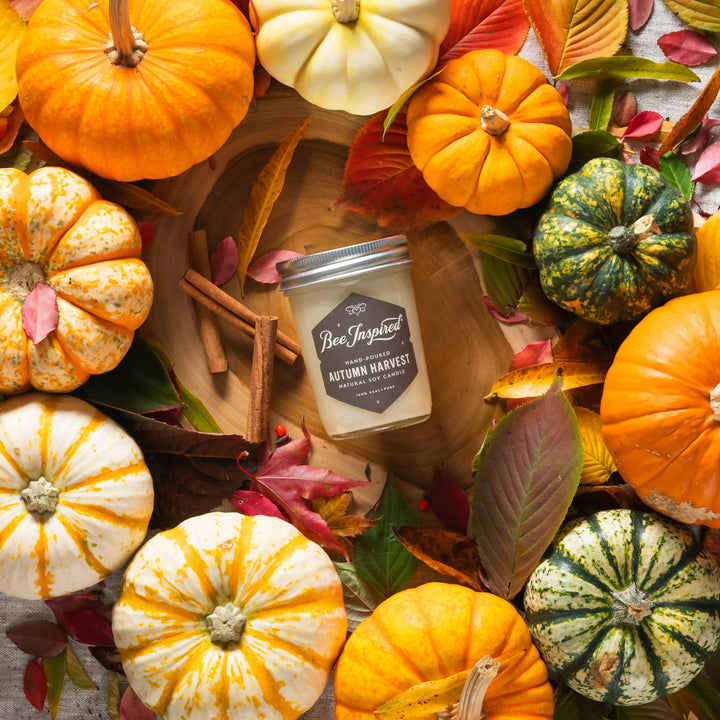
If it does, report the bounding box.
[485,361,608,399]
[393,525,485,591]
[572,483,644,513]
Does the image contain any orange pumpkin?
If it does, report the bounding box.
[15,0,255,182]
[334,582,554,720]
[406,49,572,216]
[600,290,720,528]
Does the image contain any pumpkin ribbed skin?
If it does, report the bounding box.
[334,582,554,720]
[406,49,572,216]
[600,291,720,527]
[16,0,255,181]
[533,157,696,324]
[524,509,720,705]
[112,512,347,720]
[0,166,153,393]
[0,393,154,600]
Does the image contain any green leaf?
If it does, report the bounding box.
[589,78,617,131]
[64,644,96,690]
[659,152,694,200]
[459,233,537,268]
[554,685,612,720]
[107,672,120,720]
[568,130,623,174]
[334,561,383,631]
[472,378,583,598]
[683,672,720,720]
[43,651,66,719]
[481,254,535,317]
[560,56,700,81]
[352,474,419,599]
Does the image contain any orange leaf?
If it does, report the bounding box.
[393,525,485,591]
[235,117,311,295]
[485,361,608,399]
[0,100,22,154]
[659,63,720,155]
[524,0,628,76]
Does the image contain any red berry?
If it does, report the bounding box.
[275,424,287,438]
[418,498,431,512]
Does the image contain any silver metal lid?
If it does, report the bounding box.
[277,235,411,291]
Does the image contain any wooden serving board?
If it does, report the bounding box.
[143,85,522,507]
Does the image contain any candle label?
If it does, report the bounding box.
[312,292,419,413]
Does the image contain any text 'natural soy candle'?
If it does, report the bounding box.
[277,236,432,439]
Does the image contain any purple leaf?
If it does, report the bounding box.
[639,146,660,169]
[6,621,68,658]
[61,609,115,647]
[658,30,717,67]
[430,467,471,535]
[210,236,239,286]
[483,296,528,323]
[679,114,720,155]
[22,282,59,344]
[247,249,305,285]
[628,0,653,30]
[89,646,125,675]
[46,592,105,630]
[471,378,584,598]
[24,658,47,712]
[621,110,664,139]
[229,489,286,519]
[119,686,157,720]
[136,220,157,249]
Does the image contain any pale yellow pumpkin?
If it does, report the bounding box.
[112,512,347,720]
[0,392,154,599]
[0,166,153,393]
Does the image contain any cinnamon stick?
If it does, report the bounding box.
[187,230,228,374]
[178,268,301,365]
[247,315,277,444]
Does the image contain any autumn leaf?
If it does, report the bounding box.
[658,29,717,66]
[247,249,304,286]
[523,0,628,77]
[335,111,460,232]
[662,0,720,31]
[439,0,529,61]
[24,658,47,712]
[692,142,720,183]
[334,561,382,631]
[44,652,65,719]
[574,406,616,485]
[429,467,471,534]
[6,621,68,658]
[0,100,23,154]
[572,483,645,513]
[64,644,96,691]
[621,110,665,139]
[0,0,25,109]
[691,210,720,292]
[22,281,58,343]
[311,491,376,558]
[119,686,156,720]
[209,236,239,286]
[235,117,311,295]
[628,0,653,29]
[376,669,471,719]
[485,361,608,399]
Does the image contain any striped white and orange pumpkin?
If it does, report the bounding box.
[0,165,154,393]
[0,392,154,599]
[112,512,348,720]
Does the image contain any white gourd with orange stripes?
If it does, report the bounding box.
[0,392,154,599]
[112,512,347,720]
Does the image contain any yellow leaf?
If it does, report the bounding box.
[0,0,25,109]
[485,362,608,399]
[690,211,720,293]
[574,406,616,485]
[236,117,311,295]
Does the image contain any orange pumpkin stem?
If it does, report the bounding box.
[480,106,510,136]
[437,655,499,720]
[106,0,148,67]
[331,0,360,22]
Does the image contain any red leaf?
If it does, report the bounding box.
[119,686,156,720]
[692,142,720,182]
[639,146,660,169]
[679,114,720,155]
[430,467,471,535]
[22,282,59,344]
[246,249,304,285]
[658,30,717,67]
[229,489,286,519]
[334,111,459,232]
[6,621,68,658]
[210,236,239,286]
[439,0,529,61]
[24,658,47,712]
[628,0,653,30]
[510,339,553,370]
[46,591,105,626]
[556,80,569,105]
[61,609,115,647]
[483,295,529,323]
[621,111,665,139]
[136,220,156,249]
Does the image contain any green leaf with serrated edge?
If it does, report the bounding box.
[352,474,419,599]
[481,253,534,317]
[64,644,96,690]
[663,0,720,31]
[659,152,694,201]
[567,131,623,174]
[589,78,617,131]
[334,561,382,631]
[459,233,537,268]
[107,672,120,720]
[472,378,583,598]
[43,652,65,719]
[560,56,699,81]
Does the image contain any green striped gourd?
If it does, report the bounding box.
[532,157,696,325]
[524,509,720,705]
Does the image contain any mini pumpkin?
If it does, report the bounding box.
[251,0,451,115]
[600,290,720,527]
[112,512,347,720]
[406,49,572,216]
[0,392,154,599]
[0,166,153,393]
[334,582,554,720]
[533,157,696,324]
[16,0,255,181]
[524,509,720,705]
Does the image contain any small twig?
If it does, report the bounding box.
[247,316,278,444]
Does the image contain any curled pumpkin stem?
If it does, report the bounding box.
[480,106,510,136]
[106,0,148,67]
[436,655,500,720]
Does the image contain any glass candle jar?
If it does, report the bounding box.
[277,236,432,439]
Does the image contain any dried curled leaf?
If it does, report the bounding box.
[691,211,720,292]
[0,0,25,108]
[485,361,608,399]
[574,406,616,485]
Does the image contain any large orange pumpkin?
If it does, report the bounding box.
[406,49,572,216]
[15,0,255,182]
[600,290,720,528]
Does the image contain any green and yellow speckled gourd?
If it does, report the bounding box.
[524,509,720,705]
[533,157,696,324]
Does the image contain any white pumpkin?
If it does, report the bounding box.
[112,512,348,720]
[251,0,452,115]
[0,393,154,599]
